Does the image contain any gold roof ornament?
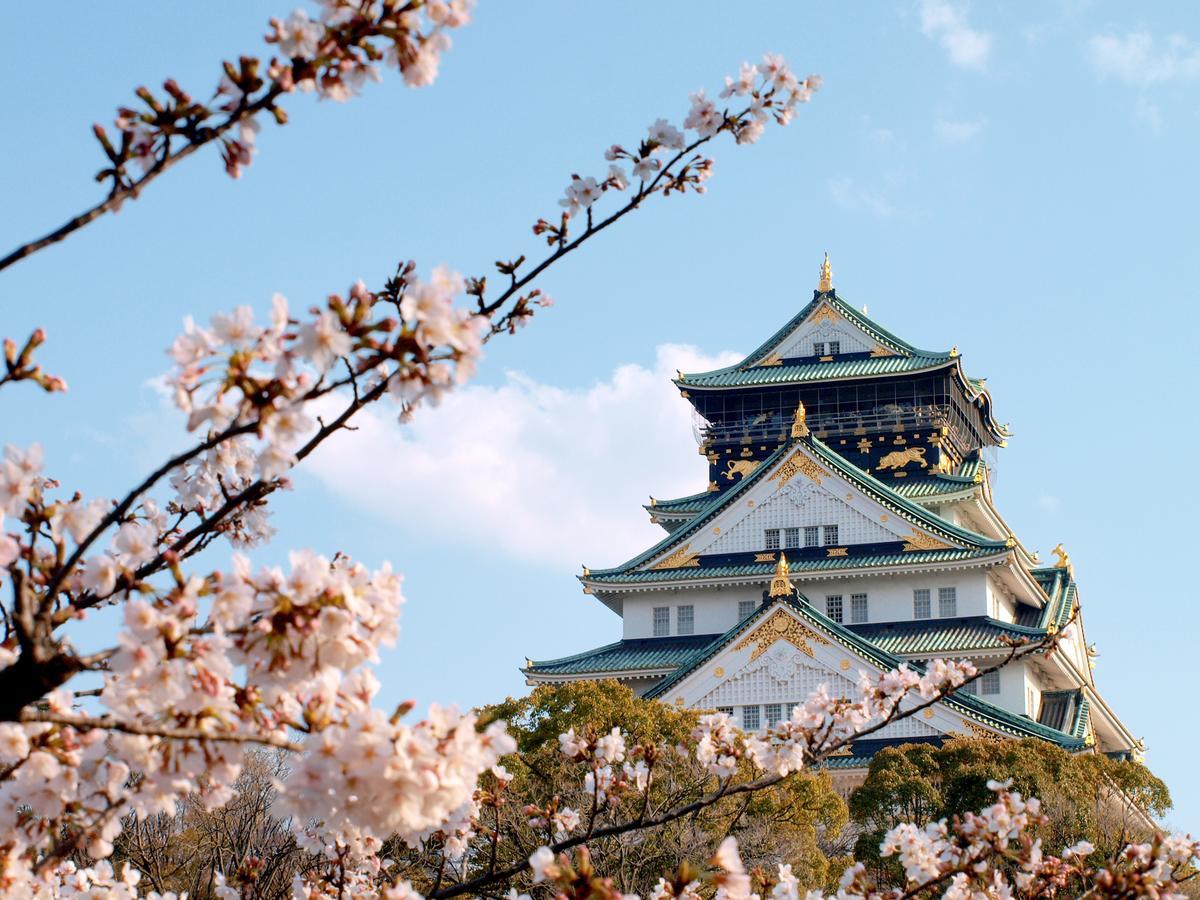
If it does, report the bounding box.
[768,552,793,598]
[791,401,810,439]
[1051,543,1071,571]
[817,252,833,292]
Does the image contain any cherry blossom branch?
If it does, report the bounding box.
[18,709,302,751]
[0,1,473,275]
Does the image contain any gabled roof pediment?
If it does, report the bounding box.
[676,290,955,390]
[585,434,1007,585]
[646,595,1084,750]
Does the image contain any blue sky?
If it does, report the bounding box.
[2,2,1198,829]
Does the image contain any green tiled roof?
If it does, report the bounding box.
[674,290,1009,440]
[892,456,986,499]
[848,617,1047,656]
[676,291,950,390]
[646,491,714,517]
[586,436,1007,581]
[527,634,718,676]
[678,354,953,389]
[585,548,1003,586]
[650,456,985,515]
[1026,567,1077,630]
[646,594,1085,750]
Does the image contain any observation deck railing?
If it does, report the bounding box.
[696,403,954,445]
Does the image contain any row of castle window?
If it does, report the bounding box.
[716,704,797,730]
[825,593,870,624]
[717,673,1002,732]
[913,587,957,619]
[657,586,960,636]
[653,605,694,637]
[812,341,840,356]
[764,525,838,550]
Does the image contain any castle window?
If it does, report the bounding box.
[653,606,669,637]
[981,671,1000,695]
[823,525,839,546]
[812,341,825,356]
[959,678,978,696]
[804,526,820,548]
[828,340,840,355]
[784,527,800,549]
[738,599,757,621]
[677,605,694,635]
[765,703,783,726]
[742,705,761,730]
[764,529,781,550]
[826,595,844,623]
[717,706,734,716]
[850,593,869,624]
[913,589,931,619]
[938,587,957,617]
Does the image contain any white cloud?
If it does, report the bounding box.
[935,117,986,143]
[919,0,992,69]
[304,344,742,570]
[1088,31,1200,85]
[828,176,894,218]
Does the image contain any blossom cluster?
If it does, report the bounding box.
[100,1,474,185]
[557,725,653,809]
[686,659,976,782]
[534,53,820,248]
[159,269,484,549]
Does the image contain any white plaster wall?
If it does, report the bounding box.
[620,568,996,639]
[705,481,896,554]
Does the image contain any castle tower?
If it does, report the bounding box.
[525,259,1137,782]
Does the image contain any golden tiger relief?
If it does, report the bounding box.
[876,447,928,471]
[723,459,761,481]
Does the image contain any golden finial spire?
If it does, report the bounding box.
[768,552,793,598]
[791,401,809,439]
[817,252,833,292]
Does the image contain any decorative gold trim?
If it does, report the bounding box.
[839,659,850,671]
[811,304,840,325]
[758,352,783,367]
[826,547,849,558]
[960,718,1005,742]
[818,355,834,362]
[650,544,701,570]
[901,529,953,552]
[923,709,934,719]
[734,609,830,660]
[771,450,827,486]
[826,745,854,758]
[869,345,896,357]
[714,666,725,678]
[675,697,685,706]
[754,552,777,563]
